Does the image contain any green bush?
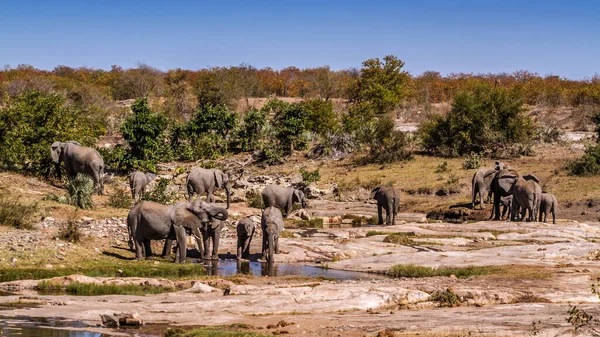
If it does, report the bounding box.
[389,264,491,278]
[58,215,82,243]
[300,167,320,183]
[108,186,133,209]
[462,152,482,170]
[120,98,169,171]
[67,174,95,209]
[237,108,267,151]
[300,99,338,136]
[0,91,105,176]
[97,145,130,173]
[246,191,263,209]
[265,99,309,154]
[567,144,600,176]
[359,117,413,164]
[142,178,179,205]
[0,187,39,229]
[419,84,534,157]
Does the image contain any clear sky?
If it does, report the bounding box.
[1,0,598,79]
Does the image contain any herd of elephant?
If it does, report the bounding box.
[472,161,558,224]
[50,141,558,265]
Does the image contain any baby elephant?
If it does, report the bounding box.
[370,186,400,226]
[261,206,284,263]
[237,217,255,260]
[500,195,513,220]
[130,171,157,203]
[539,193,558,224]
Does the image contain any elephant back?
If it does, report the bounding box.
[493,168,519,196]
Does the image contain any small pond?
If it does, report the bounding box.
[198,260,389,280]
[0,317,101,337]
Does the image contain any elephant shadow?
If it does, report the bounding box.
[450,202,476,210]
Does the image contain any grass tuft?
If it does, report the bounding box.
[389,264,492,278]
[0,187,39,229]
[165,327,274,337]
[383,233,415,245]
[37,281,176,296]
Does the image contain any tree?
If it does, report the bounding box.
[237,108,267,151]
[300,99,338,136]
[262,99,309,154]
[120,98,168,171]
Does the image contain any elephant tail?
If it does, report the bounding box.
[126,208,138,251]
[185,174,193,201]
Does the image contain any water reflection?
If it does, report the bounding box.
[199,259,388,280]
[0,322,101,337]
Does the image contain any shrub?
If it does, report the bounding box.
[246,191,263,209]
[299,168,320,183]
[462,152,482,170]
[359,117,413,164]
[186,104,238,152]
[300,99,338,136]
[0,187,39,229]
[419,84,534,157]
[67,174,95,209]
[108,187,133,209]
[307,132,356,160]
[383,233,415,245]
[142,178,179,205]
[389,264,491,278]
[567,144,600,176]
[58,215,82,243]
[237,108,267,151]
[265,99,309,154]
[430,289,461,307]
[0,91,105,176]
[435,161,450,173]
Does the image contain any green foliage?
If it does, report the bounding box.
[237,108,267,151]
[120,98,169,171]
[246,191,263,209]
[37,281,175,296]
[383,233,415,245]
[165,327,275,337]
[352,55,409,114]
[430,289,461,307]
[0,187,39,229]
[268,99,309,154]
[358,117,413,164]
[0,91,105,175]
[299,167,320,183]
[567,144,600,176]
[300,99,338,135]
[435,161,450,173]
[58,215,82,243]
[142,178,179,205]
[566,305,598,333]
[188,104,238,145]
[108,186,133,209]
[67,174,95,209]
[388,264,492,278]
[462,152,482,170]
[420,84,534,157]
[97,146,130,172]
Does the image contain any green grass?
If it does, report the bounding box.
[165,327,275,337]
[389,264,493,278]
[37,281,176,296]
[0,261,205,282]
[292,218,324,228]
[366,230,393,237]
[383,233,415,245]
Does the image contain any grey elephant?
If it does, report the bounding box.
[129,171,157,203]
[51,141,105,194]
[370,186,400,226]
[186,168,231,209]
[201,218,224,260]
[237,217,255,260]
[499,195,513,220]
[538,193,558,224]
[471,161,506,209]
[261,185,307,217]
[261,206,284,263]
[489,168,521,220]
[511,176,542,222]
[127,200,228,263]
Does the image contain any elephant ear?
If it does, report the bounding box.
[292,189,303,202]
[522,174,540,183]
[370,186,381,199]
[214,170,223,188]
[211,219,222,229]
[172,206,202,231]
[50,142,63,163]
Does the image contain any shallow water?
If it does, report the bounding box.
[0,317,100,337]
[199,260,388,280]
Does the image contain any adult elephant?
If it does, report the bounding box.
[261,185,307,217]
[51,141,105,194]
[511,176,542,222]
[129,171,157,203]
[489,168,520,221]
[370,186,400,226]
[472,161,506,210]
[127,200,228,263]
[186,168,231,209]
[261,206,284,263]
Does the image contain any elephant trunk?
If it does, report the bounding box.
[211,207,229,221]
[226,186,230,209]
[54,163,62,179]
[268,232,275,263]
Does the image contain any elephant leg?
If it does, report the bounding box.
[551,209,556,224]
[261,233,267,257]
[237,237,243,260]
[211,233,220,260]
[143,240,153,260]
[377,205,384,225]
[479,187,485,210]
[162,239,174,258]
[135,239,145,260]
[492,192,501,221]
[174,226,187,264]
[275,236,280,254]
[202,231,211,260]
[244,236,252,258]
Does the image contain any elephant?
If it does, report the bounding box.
[237,217,255,260]
[51,141,105,194]
[538,193,558,224]
[129,171,157,203]
[499,195,513,220]
[261,206,284,263]
[127,200,228,263]
[370,186,400,226]
[261,185,307,217]
[186,168,231,209]
[200,219,224,260]
[489,168,521,220]
[511,176,542,222]
[471,161,506,210]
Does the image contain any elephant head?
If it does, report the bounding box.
[494,161,507,171]
[188,200,229,225]
[293,189,307,208]
[51,141,83,178]
[214,170,231,209]
[370,186,382,199]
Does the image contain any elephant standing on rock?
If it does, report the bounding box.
[511,176,542,222]
[371,186,400,226]
[539,193,558,224]
[127,200,228,263]
[186,168,231,208]
[130,171,157,203]
[471,161,506,209]
[237,217,255,260]
[261,185,307,217]
[51,141,105,194]
[261,207,284,263]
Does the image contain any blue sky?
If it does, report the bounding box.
[0,0,598,79]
